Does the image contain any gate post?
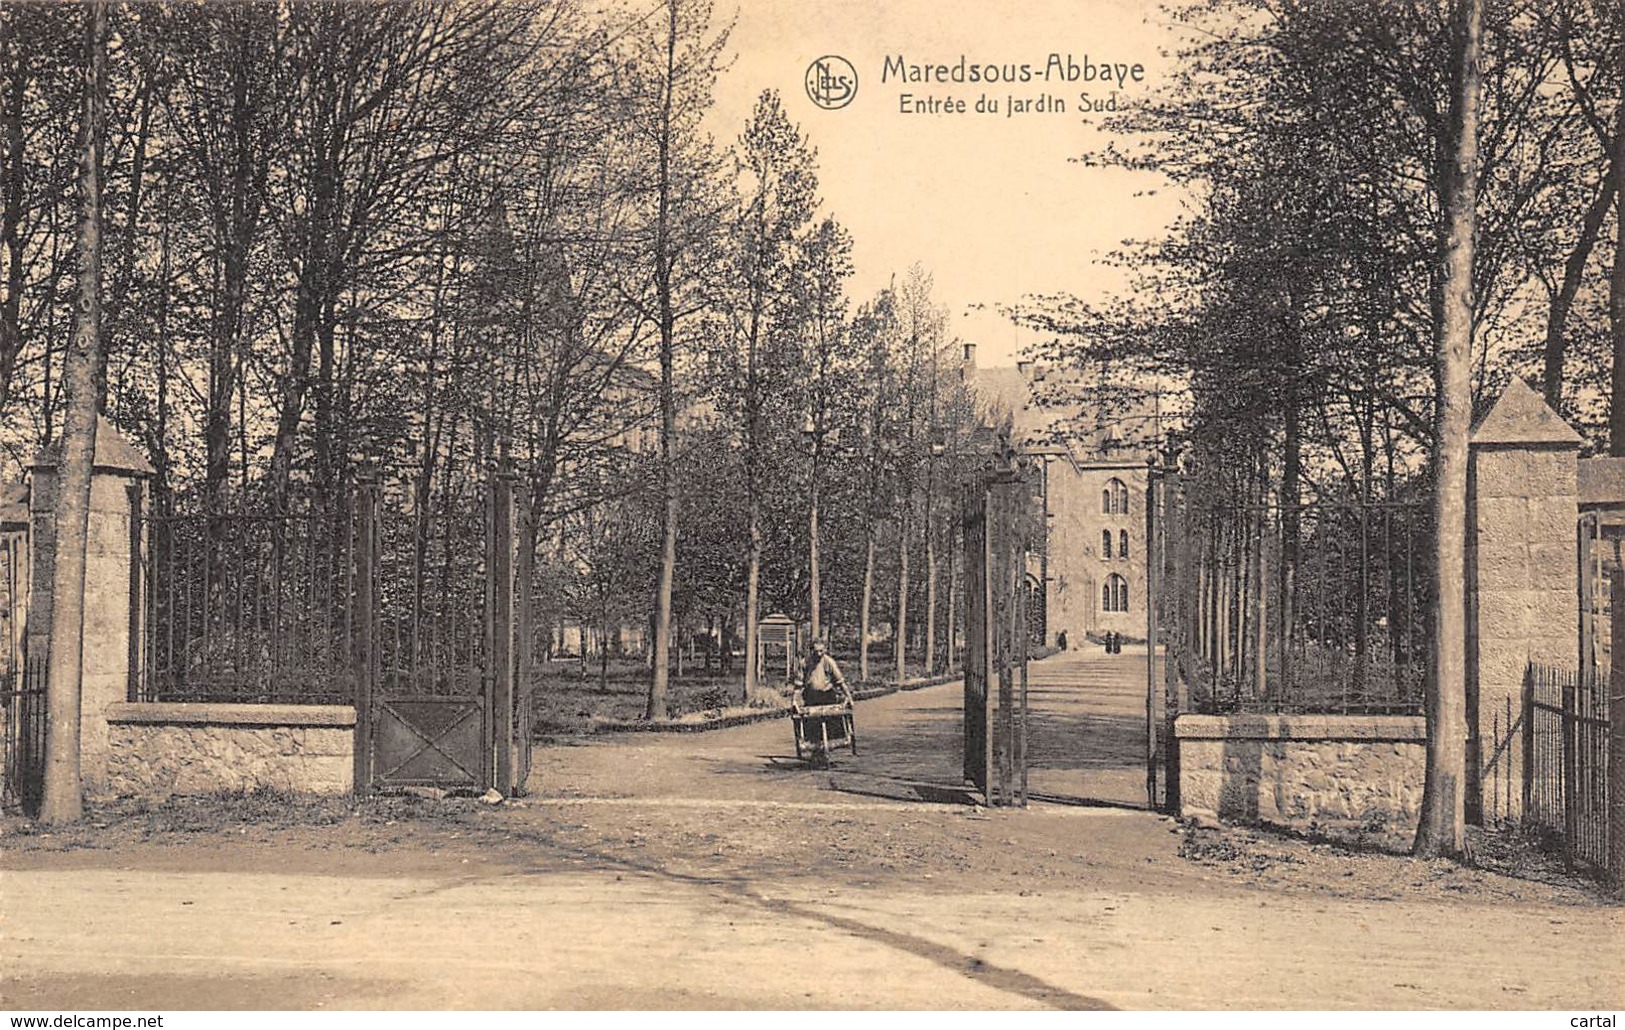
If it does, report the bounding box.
[1145,458,1159,809]
[26,417,153,795]
[1610,563,1625,887]
[125,481,143,703]
[1521,665,1534,820]
[513,480,534,793]
[1562,674,1578,871]
[491,464,516,797]
[351,474,377,795]
[1467,378,1581,825]
[962,483,992,797]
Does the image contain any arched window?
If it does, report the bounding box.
[1119,529,1129,558]
[1103,574,1130,612]
[1103,477,1128,515]
[1102,529,1113,557]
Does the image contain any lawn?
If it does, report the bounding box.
[527,650,945,733]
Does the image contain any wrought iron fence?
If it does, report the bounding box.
[1162,482,1431,715]
[2,651,46,814]
[1524,663,1610,875]
[137,501,355,705]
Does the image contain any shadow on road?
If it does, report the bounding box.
[494,810,1118,1011]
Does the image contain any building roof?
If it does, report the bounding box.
[30,416,155,476]
[964,361,1159,468]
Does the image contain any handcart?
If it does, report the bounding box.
[790,690,857,763]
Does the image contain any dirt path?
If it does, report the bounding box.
[3,650,1620,1010]
[530,643,1161,809]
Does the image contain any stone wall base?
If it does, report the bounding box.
[104,703,355,798]
[1175,714,1427,850]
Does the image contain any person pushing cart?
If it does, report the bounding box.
[791,638,855,767]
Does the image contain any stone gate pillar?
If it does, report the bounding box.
[1467,378,1581,825]
[28,417,154,796]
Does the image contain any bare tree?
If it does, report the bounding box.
[711,88,816,701]
[617,0,729,719]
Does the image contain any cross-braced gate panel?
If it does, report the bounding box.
[371,696,487,789]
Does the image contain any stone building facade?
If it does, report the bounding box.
[1042,455,1149,646]
[963,351,1153,649]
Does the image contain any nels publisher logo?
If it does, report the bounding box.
[805,55,857,110]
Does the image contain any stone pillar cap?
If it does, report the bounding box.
[29,416,155,477]
[1469,377,1582,448]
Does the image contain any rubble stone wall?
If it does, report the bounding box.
[105,703,354,798]
[1175,714,1427,848]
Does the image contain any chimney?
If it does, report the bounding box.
[962,342,977,367]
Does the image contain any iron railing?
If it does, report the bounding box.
[1162,483,1431,715]
[1523,663,1610,875]
[2,651,46,814]
[136,501,355,705]
[373,477,492,698]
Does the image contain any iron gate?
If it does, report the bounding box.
[963,487,992,798]
[138,466,536,796]
[1523,663,1611,875]
[357,466,532,796]
[961,457,1032,807]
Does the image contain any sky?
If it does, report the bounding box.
[706,0,1191,367]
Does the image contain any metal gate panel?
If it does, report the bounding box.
[357,465,535,796]
[372,696,487,788]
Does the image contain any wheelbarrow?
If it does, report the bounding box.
[790,690,857,764]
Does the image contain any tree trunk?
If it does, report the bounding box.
[41,0,107,828]
[946,516,958,672]
[1544,170,1615,411]
[1415,0,1481,860]
[0,17,28,424]
[1280,360,1301,695]
[743,493,761,702]
[599,597,611,693]
[204,20,265,515]
[895,508,910,683]
[269,261,323,511]
[646,0,679,721]
[925,517,938,677]
[809,450,821,640]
